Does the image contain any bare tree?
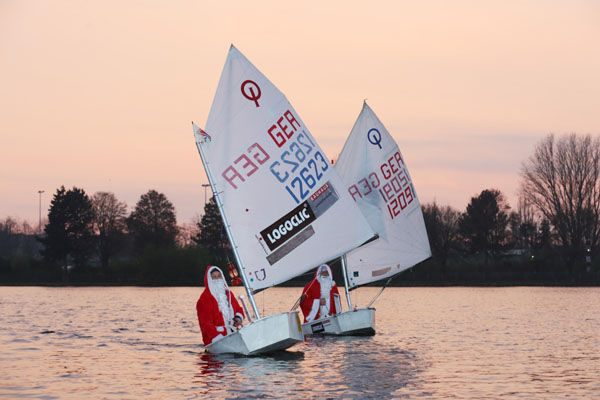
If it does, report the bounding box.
[92,191,128,270]
[20,220,35,235]
[0,217,41,258]
[0,217,37,235]
[0,217,18,257]
[520,133,600,268]
[511,197,537,249]
[1,217,18,235]
[177,217,201,248]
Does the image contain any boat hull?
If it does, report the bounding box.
[301,308,375,336]
[206,311,304,356]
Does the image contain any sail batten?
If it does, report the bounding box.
[195,47,375,292]
[336,102,431,288]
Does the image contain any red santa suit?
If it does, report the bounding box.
[196,266,244,346]
[300,264,341,323]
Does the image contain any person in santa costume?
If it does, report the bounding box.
[196,266,244,345]
[300,263,342,323]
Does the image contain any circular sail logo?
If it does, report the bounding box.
[241,80,261,107]
[367,128,382,149]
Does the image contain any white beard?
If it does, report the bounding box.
[211,278,233,328]
[319,279,332,298]
[318,277,332,316]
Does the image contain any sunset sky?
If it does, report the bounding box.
[2,1,599,226]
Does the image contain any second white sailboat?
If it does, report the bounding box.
[301,101,431,336]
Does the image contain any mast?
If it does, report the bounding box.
[340,254,353,310]
[194,127,261,319]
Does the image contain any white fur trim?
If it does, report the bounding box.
[306,299,320,322]
[216,326,225,332]
[333,293,341,315]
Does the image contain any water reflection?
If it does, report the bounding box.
[1,287,598,399]
[299,335,423,399]
[194,350,306,398]
[193,335,424,399]
[196,353,225,377]
[340,340,420,398]
[195,349,306,375]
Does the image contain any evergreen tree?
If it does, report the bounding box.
[536,219,553,250]
[39,186,96,267]
[459,189,510,255]
[127,190,178,251]
[193,197,229,262]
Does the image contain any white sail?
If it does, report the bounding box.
[195,46,374,292]
[335,102,431,288]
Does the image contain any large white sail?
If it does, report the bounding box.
[335,102,431,288]
[195,46,374,292]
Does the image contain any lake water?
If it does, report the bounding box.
[1,286,598,399]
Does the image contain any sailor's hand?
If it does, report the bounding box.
[233,316,243,327]
[319,298,326,306]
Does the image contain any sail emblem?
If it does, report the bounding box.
[241,80,261,107]
[367,128,382,149]
[252,268,266,281]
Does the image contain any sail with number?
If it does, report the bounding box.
[194,46,375,293]
[335,102,431,289]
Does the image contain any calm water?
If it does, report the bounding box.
[0,286,598,399]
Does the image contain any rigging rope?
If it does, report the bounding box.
[367,276,394,308]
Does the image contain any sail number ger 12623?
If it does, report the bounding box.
[269,131,329,204]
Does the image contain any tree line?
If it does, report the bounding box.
[417,133,599,284]
[1,133,599,285]
[0,188,229,285]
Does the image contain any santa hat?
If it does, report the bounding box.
[206,266,230,297]
[316,263,334,285]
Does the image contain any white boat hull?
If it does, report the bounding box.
[206,311,304,356]
[301,308,375,336]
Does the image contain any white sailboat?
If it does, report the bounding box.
[301,101,431,336]
[193,46,375,355]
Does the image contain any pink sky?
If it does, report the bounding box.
[1,1,599,225]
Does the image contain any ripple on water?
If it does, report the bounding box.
[0,286,598,399]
